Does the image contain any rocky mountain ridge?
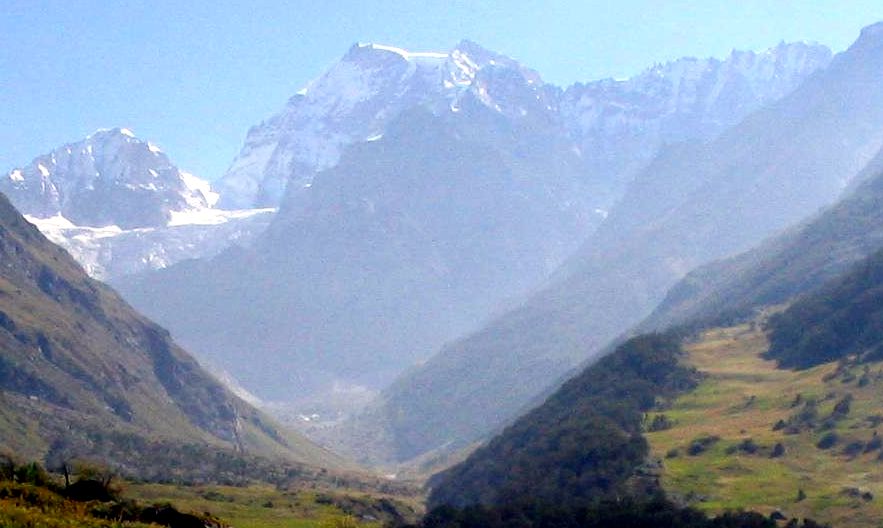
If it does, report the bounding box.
[217,40,831,209]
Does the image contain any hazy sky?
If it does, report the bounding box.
[2,1,882,181]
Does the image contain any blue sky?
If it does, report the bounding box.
[2,1,882,181]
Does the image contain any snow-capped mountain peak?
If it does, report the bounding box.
[215,41,545,209]
[2,127,217,229]
[3,128,274,280]
[558,40,832,196]
[215,40,831,211]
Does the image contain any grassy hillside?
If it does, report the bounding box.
[0,456,418,528]
[127,483,421,528]
[648,319,883,527]
[0,190,350,478]
[428,333,700,508]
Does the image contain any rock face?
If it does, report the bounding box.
[3,129,274,281]
[216,41,831,210]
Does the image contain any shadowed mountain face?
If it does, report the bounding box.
[642,146,883,333]
[0,192,344,476]
[121,100,598,402]
[341,23,883,465]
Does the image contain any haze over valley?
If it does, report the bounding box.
[6,4,883,527]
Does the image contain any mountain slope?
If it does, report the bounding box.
[560,41,832,197]
[647,321,883,528]
[765,246,883,368]
[215,40,554,209]
[119,39,830,431]
[643,145,883,333]
[0,191,345,476]
[120,99,597,403]
[353,22,883,465]
[429,277,883,527]
[428,333,696,508]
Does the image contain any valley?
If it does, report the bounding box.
[7,8,883,527]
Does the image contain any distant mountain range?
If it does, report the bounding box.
[215,40,831,211]
[0,34,845,473]
[117,39,830,416]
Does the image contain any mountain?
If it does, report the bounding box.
[217,41,830,210]
[0,190,345,478]
[119,39,830,413]
[559,41,832,197]
[427,310,883,527]
[428,189,883,526]
[2,128,216,229]
[643,144,883,333]
[30,206,274,281]
[215,40,554,209]
[428,217,883,527]
[344,23,883,466]
[120,95,598,404]
[2,129,274,281]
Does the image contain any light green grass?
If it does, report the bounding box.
[647,322,883,528]
[125,482,413,528]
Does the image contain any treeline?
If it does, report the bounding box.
[767,247,883,368]
[422,332,831,527]
[428,333,698,508]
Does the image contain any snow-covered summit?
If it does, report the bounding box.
[2,128,275,280]
[558,40,832,195]
[215,41,546,209]
[217,39,832,210]
[2,128,218,229]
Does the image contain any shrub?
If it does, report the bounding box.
[831,394,853,417]
[842,441,865,458]
[647,414,673,432]
[816,432,839,450]
[687,436,720,456]
[770,443,786,458]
